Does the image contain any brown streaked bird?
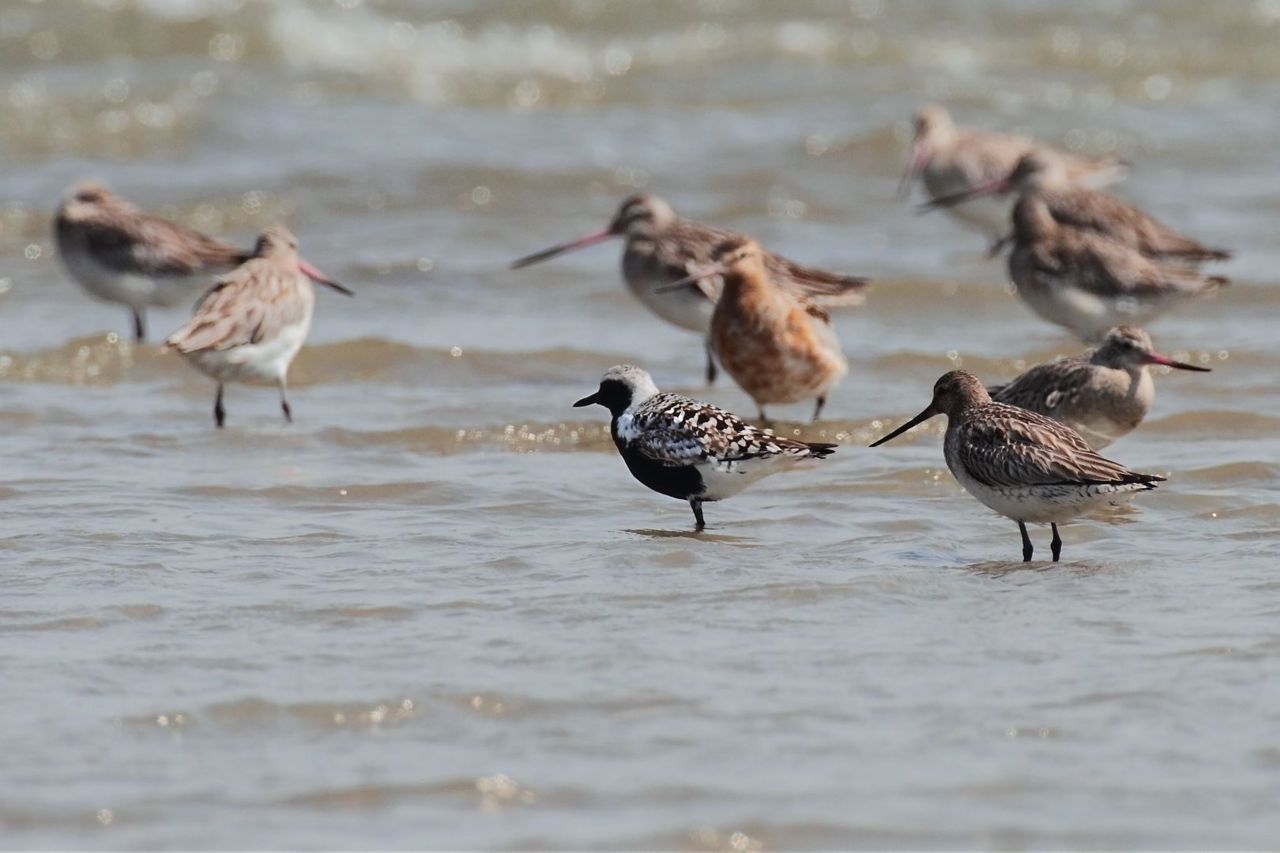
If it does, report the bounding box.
[1007,192,1228,341]
[990,326,1210,449]
[163,225,352,428]
[922,150,1232,262]
[510,193,868,384]
[900,104,1126,250]
[870,369,1164,562]
[668,237,849,423]
[54,180,252,342]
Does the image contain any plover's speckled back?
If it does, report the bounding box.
[54,180,252,342]
[574,364,837,530]
[511,193,867,384]
[1006,192,1228,341]
[871,369,1164,562]
[990,326,1210,449]
[163,225,353,428]
[922,150,1232,263]
[901,104,1126,248]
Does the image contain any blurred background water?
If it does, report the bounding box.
[2,0,1279,849]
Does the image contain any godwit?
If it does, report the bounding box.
[574,364,837,530]
[990,326,1210,449]
[900,104,1126,250]
[871,370,1163,561]
[163,225,352,428]
[1007,192,1228,341]
[668,237,849,422]
[54,180,252,342]
[922,150,1232,262]
[510,193,867,383]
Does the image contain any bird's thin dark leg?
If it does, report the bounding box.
[278,379,293,423]
[704,341,718,385]
[689,498,706,531]
[812,396,827,423]
[132,309,146,343]
[757,406,771,426]
[1050,523,1062,562]
[1018,521,1033,562]
[214,383,226,428]
[986,233,1013,259]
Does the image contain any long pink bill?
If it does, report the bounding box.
[1146,352,1211,372]
[299,258,354,296]
[652,263,726,295]
[509,228,614,270]
[896,143,930,201]
[916,174,1009,214]
[870,404,939,447]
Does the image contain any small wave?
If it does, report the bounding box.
[278,772,544,811]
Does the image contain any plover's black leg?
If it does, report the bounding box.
[689,498,705,531]
[704,341,718,385]
[812,396,827,423]
[1050,523,1062,562]
[132,308,146,343]
[1018,521,1033,562]
[214,383,226,428]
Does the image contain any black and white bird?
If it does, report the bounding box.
[574,365,837,529]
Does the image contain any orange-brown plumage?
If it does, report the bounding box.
[708,238,848,421]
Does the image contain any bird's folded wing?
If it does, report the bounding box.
[769,254,869,307]
[1071,238,1212,297]
[80,213,245,277]
[957,407,1140,488]
[165,267,306,353]
[989,358,1091,411]
[629,428,714,467]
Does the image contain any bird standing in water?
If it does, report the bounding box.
[511,193,867,384]
[990,326,1210,449]
[922,150,1232,263]
[54,180,251,342]
[1006,192,1228,341]
[669,237,849,423]
[900,104,1126,251]
[871,370,1164,562]
[164,225,352,428]
[574,365,837,530]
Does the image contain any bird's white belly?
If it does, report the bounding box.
[186,319,311,386]
[1019,276,1157,342]
[624,272,715,334]
[950,462,1141,524]
[62,251,205,309]
[697,455,800,501]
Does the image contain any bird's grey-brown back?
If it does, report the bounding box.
[615,193,868,308]
[165,225,313,356]
[1000,152,1231,262]
[991,326,1211,448]
[907,104,1126,234]
[1007,193,1229,339]
[54,180,251,340]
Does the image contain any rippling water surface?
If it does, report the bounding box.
[3,1,1280,849]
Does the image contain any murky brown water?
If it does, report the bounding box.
[2,0,1279,849]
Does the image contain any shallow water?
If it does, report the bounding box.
[2,0,1280,849]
